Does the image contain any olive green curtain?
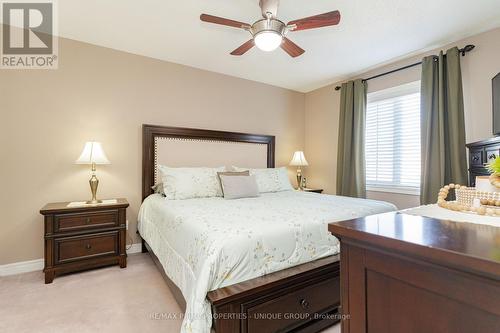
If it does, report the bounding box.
[336,79,367,198]
[420,47,468,204]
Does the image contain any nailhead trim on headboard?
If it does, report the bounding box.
[153,136,267,184]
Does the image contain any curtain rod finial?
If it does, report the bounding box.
[335,86,341,91]
[460,44,475,56]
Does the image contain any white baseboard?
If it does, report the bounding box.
[0,243,143,277]
[127,242,142,254]
[0,259,44,277]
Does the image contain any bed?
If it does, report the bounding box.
[138,125,396,333]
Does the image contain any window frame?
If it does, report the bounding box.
[365,81,421,196]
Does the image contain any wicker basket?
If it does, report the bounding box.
[456,187,500,206]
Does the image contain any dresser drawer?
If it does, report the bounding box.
[485,145,500,164]
[54,210,119,233]
[246,276,340,333]
[54,232,118,264]
[469,148,484,167]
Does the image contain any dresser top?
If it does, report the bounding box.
[40,198,129,214]
[466,136,500,148]
[329,212,500,279]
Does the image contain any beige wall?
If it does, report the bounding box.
[0,36,305,265]
[305,27,500,209]
[3,26,499,264]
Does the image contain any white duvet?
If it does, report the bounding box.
[138,191,396,333]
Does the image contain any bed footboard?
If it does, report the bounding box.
[207,255,341,333]
[142,235,340,333]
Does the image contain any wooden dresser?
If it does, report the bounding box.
[40,199,129,283]
[466,136,500,186]
[329,212,500,333]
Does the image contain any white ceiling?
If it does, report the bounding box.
[14,1,500,92]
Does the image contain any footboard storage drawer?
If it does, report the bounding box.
[55,231,119,264]
[245,276,340,333]
[208,256,341,333]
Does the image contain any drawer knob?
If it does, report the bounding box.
[85,243,92,250]
[86,218,91,224]
[300,299,310,310]
[489,153,496,160]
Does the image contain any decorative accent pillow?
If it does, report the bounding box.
[158,166,225,200]
[216,171,250,195]
[219,175,260,200]
[232,166,293,193]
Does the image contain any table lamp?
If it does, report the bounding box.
[289,151,309,190]
[76,142,110,204]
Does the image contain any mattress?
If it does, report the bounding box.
[138,190,396,333]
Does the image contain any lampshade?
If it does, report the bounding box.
[75,142,110,165]
[289,151,309,167]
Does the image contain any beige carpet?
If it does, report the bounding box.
[0,254,340,333]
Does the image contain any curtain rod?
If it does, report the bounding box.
[334,44,475,91]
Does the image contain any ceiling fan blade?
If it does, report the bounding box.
[230,39,255,56]
[287,10,341,31]
[200,14,251,30]
[281,37,305,58]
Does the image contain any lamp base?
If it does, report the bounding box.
[88,166,101,204]
[296,169,303,190]
[85,199,103,205]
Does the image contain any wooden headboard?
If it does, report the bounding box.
[142,124,275,201]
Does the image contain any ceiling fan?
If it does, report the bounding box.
[200,0,341,58]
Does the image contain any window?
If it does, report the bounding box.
[365,82,421,195]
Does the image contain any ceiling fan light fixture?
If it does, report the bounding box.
[254,31,283,52]
[200,1,341,57]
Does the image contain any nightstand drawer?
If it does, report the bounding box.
[54,210,119,233]
[55,232,118,264]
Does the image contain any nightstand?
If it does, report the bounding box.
[302,188,323,194]
[40,198,129,284]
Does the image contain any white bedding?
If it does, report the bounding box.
[138,191,396,333]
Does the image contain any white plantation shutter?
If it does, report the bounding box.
[365,82,421,194]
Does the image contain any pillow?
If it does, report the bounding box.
[232,166,293,193]
[216,171,250,195]
[158,165,225,200]
[151,183,165,195]
[217,170,250,178]
[219,175,259,200]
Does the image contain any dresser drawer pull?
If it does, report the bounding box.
[85,243,92,250]
[472,156,479,161]
[300,299,310,310]
[85,218,91,224]
[489,153,497,160]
